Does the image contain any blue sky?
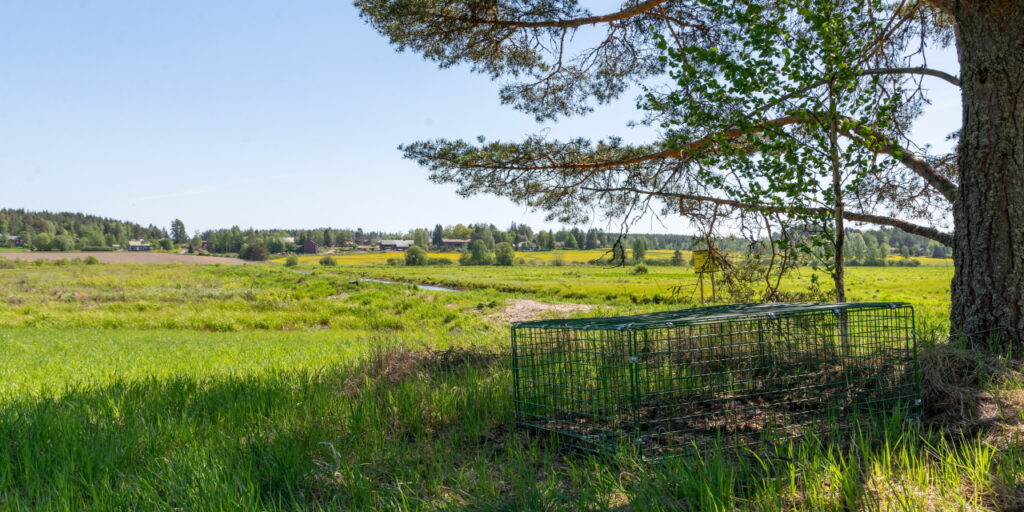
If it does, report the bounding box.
[0,1,961,234]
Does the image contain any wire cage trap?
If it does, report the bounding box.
[511,302,919,459]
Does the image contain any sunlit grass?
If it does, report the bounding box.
[272,248,953,268]
[0,260,1018,511]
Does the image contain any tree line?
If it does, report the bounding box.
[1,210,948,265]
[0,209,169,251]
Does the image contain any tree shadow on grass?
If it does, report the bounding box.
[0,345,522,511]
[4,341,1021,511]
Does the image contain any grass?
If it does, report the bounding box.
[0,259,1020,510]
[274,248,954,267]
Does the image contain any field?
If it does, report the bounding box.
[0,251,250,265]
[277,248,955,267]
[1,258,1021,510]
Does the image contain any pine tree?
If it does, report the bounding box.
[170,219,188,244]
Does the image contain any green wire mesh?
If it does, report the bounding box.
[511,303,919,460]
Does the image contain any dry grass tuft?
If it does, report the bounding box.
[921,343,1024,445]
[342,344,501,396]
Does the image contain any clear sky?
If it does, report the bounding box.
[0,1,961,235]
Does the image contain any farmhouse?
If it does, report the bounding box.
[302,240,320,254]
[6,235,23,247]
[439,238,471,250]
[379,240,414,251]
[127,240,151,251]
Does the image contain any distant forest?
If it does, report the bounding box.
[0,209,168,251]
[0,210,951,261]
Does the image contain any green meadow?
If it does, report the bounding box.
[1,259,1021,510]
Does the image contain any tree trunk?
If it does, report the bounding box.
[951,0,1024,349]
[828,84,847,303]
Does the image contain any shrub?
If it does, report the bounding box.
[494,242,515,266]
[552,253,566,267]
[386,258,405,266]
[239,243,270,261]
[319,255,337,266]
[284,254,299,267]
[405,246,428,266]
[426,257,453,265]
[631,264,649,275]
[83,256,100,265]
[892,258,921,267]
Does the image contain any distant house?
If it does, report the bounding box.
[279,237,296,245]
[302,240,320,254]
[128,239,152,251]
[439,238,471,251]
[379,240,414,251]
[6,235,23,247]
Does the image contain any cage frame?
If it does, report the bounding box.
[511,302,919,460]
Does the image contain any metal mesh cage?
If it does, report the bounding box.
[511,302,918,459]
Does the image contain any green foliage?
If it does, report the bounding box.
[284,254,300,267]
[644,0,907,277]
[413,229,430,249]
[460,240,494,266]
[83,256,100,265]
[319,255,337,266]
[239,243,270,262]
[631,264,649,275]
[0,208,164,251]
[170,219,188,244]
[432,224,444,247]
[405,246,428,266]
[32,232,52,251]
[494,242,515,266]
[52,234,76,252]
[159,238,174,251]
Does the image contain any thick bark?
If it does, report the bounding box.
[951,0,1024,348]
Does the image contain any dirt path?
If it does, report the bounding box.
[488,299,594,323]
[0,252,253,265]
